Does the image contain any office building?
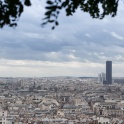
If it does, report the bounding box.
[106,61,112,84]
[98,74,102,83]
[101,73,106,83]
[98,73,106,84]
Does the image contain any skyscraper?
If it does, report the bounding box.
[106,61,112,84]
[101,73,106,83]
[98,73,102,83]
[98,73,106,84]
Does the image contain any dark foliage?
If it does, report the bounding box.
[0,0,31,28]
[42,0,119,29]
[0,0,119,29]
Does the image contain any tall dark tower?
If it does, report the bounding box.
[106,61,112,84]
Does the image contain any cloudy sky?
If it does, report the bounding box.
[0,1,124,77]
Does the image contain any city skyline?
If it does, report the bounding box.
[0,1,124,77]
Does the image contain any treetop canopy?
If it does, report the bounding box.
[0,0,119,29]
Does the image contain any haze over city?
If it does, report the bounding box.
[0,1,124,77]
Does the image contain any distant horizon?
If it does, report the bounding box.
[0,76,97,78]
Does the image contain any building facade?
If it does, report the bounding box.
[106,61,112,84]
[98,73,106,84]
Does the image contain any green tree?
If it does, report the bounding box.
[0,0,119,29]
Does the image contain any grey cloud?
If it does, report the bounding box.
[0,1,124,65]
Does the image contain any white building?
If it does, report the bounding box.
[0,109,8,124]
[98,73,106,84]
